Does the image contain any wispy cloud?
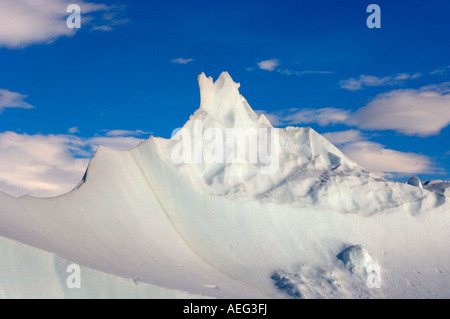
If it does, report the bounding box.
[255,59,331,76]
[171,58,194,65]
[0,89,34,113]
[322,129,362,145]
[322,130,435,177]
[257,59,280,71]
[340,72,422,91]
[277,69,332,76]
[67,127,79,134]
[104,129,150,137]
[429,65,450,76]
[257,107,355,127]
[0,0,128,49]
[88,6,129,31]
[356,82,450,136]
[342,140,434,177]
[0,131,146,197]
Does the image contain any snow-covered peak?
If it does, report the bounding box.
[162,73,445,214]
[196,71,268,129]
[167,73,356,199]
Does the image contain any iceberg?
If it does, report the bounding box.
[0,72,449,298]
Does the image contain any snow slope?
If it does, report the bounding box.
[423,180,450,197]
[0,72,449,298]
[0,235,207,299]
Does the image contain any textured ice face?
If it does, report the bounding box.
[408,176,423,188]
[168,72,355,196]
[337,245,377,273]
[197,72,258,129]
[165,72,439,216]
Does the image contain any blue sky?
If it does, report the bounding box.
[0,0,449,197]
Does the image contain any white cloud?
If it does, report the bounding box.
[67,127,79,134]
[0,131,145,198]
[0,0,128,48]
[285,108,354,126]
[339,78,363,91]
[257,59,280,72]
[322,130,434,177]
[104,129,150,137]
[277,69,332,76]
[340,73,421,91]
[171,58,194,65]
[356,83,450,136]
[322,129,362,145]
[0,89,34,113]
[258,107,355,127]
[253,59,331,76]
[0,132,88,197]
[340,141,433,177]
[429,65,450,76]
[418,82,450,94]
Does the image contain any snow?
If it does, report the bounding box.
[0,72,449,298]
[407,176,423,188]
[423,180,450,195]
[0,235,208,298]
[336,245,377,274]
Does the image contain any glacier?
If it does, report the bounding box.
[0,72,449,298]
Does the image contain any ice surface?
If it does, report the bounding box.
[0,235,207,298]
[407,176,423,188]
[337,245,376,273]
[0,72,449,298]
[423,180,450,195]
